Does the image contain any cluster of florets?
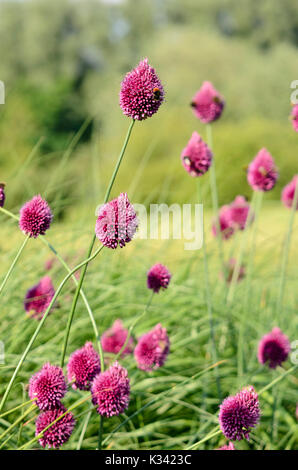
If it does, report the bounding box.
[212,195,253,240]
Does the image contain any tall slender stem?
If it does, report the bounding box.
[206,124,226,280]
[197,180,221,399]
[276,181,298,322]
[60,119,135,370]
[0,245,104,413]
[0,235,30,298]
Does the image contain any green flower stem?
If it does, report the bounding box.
[0,207,101,357]
[60,119,136,371]
[0,399,35,419]
[186,427,221,450]
[0,245,104,413]
[197,180,221,399]
[276,180,298,322]
[0,235,30,298]
[0,403,37,442]
[206,124,226,280]
[114,291,154,361]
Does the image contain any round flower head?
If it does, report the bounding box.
[181,132,213,177]
[101,319,133,357]
[247,148,278,192]
[258,327,290,369]
[29,363,67,411]
[212,205,234,240]
[217,442,235,450]
[67,342,101,391]
[95,192,138,249]
[91,362,130,418]
[24,276,55,320]
[219,386,260,441]
[291,104,298,132]
[35,405,75,449]
[281,175,298,210]
[191,81,225,124]
[0,183,5,208]
[134,323,170,371]
[119,57,164,120]
[147,263,171,293]
[229,195,253,230]
[19,195,53,238]
[222,258,245,284]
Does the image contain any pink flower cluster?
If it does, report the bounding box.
[181,132,212,177]
[101,319,134,357]
[134,323,170,371]
[24,276,55,320]
[191,81,225,124]
[258,327,290,369]
[212,195,253,240]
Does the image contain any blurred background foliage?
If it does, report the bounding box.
[0,0,297,216]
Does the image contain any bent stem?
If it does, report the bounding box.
[276,181,298,322]
[0,245,104,413]
[0,235,30,298]
[206,124,226,281]
[60,119,135,370]
[197,180,221,399]
[115,291,154,361]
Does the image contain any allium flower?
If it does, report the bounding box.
[147,263,171,293]
[29,363,67,411]
[0,183,5,208]
[24,276,55,320]
[222,258,245,284]
[134,323,170,371]
[212,205,234,240]
[101,320,133,357]
[219,386,260,441]
[291,104,298,132]
[258,327,290,369]
[67,342,101,390]
[217,442,235,450]
[119,58,164,120]
[181,132,213,177]
[44,257,55,271]
[91,362,130,418]
[281,175,298,210]
[229,195,253,230]
[95,192,138,249]
[191,81,225,124]
[19,195,53,238]
[35,405,75,449]
[247,148,278,192]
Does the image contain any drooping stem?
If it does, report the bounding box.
[0,245,104,413]
[0,235,30,298]
[197,180,221,399]
[60,119,135,370]
[115,291,154,361]
[276,180,298,322]
[206,124,226,280]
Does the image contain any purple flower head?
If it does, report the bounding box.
[191,81,225,124]
[229,195,253,230]
[24,276,55,320]
[147,263,171,293]
[222,258,245,284]
[212,205,234,240]
[91,362,130,418]
[67,342,101,391]
[247,148,278,192]
[281,175,298,210]
[95,192,138,249]
[219,386,260,441]
[217,442,235,450]
[35,405,75,449]
[119,58,164,121]
[19,195,53,238]
[0,183,6,208]
[101,320,133,357]
[134,323,170,371]
[181,132,213,177]
[258,327,290,369]
[291,104,298,132]
[29,363,67,411]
